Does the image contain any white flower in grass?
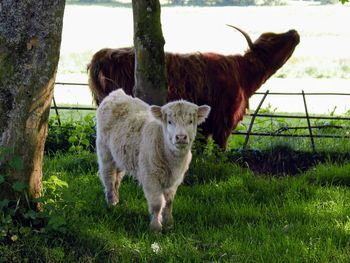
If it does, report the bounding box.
[151,242,161,254]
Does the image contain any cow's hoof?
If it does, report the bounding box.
[163,217,174,230]
[150,220,162,233]
[106,192,118,206]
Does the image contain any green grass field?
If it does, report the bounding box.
[2,151,350,262]
[2,111,350,261]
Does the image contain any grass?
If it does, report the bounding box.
[58,51,93,75]
[58,52,350,80]
[49,107,96,122]
[274,57,350,79]
[2,150,350,262]
[228,106,350,152]
[57,46,350,83]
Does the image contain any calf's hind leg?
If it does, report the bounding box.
[97,147,124,205]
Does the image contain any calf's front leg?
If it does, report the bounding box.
[143,183,166,232]
[162,189,176,229]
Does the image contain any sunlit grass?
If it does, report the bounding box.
[58,50,93,75]
[58,51,350,80]
[275,57,350,79]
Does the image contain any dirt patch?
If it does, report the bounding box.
[228,145,350,176]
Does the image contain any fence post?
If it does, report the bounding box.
[52,96,61,126]
[243,90,270,150]
[302,90,315,152]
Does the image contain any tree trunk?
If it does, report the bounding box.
[132,0,167,106]
[0,1,65,202]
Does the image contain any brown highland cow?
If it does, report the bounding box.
[88,26,300,149]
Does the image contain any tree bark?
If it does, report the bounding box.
[132,0,167,106]
[0,1,65,202]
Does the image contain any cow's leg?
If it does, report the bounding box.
[212,129,230,149]
[101,167,119,205]
[162,188,176,229]
[97,143,122,206]
[143,182,165,232]
[112,169,125,205]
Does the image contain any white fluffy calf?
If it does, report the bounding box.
[96,89,210,232]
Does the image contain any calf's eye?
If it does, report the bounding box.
[168,120,172,125]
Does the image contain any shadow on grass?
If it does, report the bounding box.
[228,144,350,177]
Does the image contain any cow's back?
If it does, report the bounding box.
[96,89,150,174]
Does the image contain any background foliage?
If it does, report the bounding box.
[45,114,96,154]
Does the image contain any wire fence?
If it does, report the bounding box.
[51,82,350,151]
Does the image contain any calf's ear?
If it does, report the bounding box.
[150,105,163,121]
[197,105,211,125]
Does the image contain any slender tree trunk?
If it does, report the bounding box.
[0,1,66,202]
[132,0,167,106]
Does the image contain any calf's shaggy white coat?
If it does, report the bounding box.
[96,89,210,232]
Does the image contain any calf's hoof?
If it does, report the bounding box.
[164,221,174,230]
[163,217,174,230]
[106,192,119,206]
[149,220,162,233]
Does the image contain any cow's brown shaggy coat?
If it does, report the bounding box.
[88,28,300,148]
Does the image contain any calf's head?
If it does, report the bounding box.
[151,101,211,154]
